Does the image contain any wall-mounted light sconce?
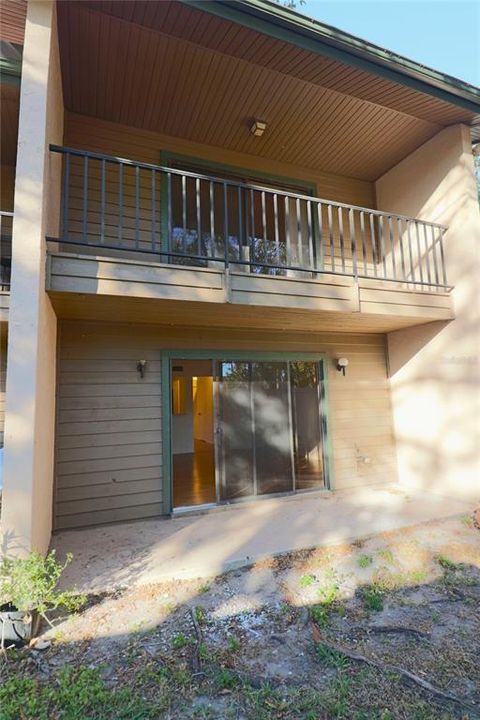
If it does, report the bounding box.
[137,360,147,378]
[336,357,349,376]
[250,119,267,137]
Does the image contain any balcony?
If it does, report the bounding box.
[45,146,454,330]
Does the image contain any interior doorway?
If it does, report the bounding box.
[172,360,215,508]
[171,356,328,510]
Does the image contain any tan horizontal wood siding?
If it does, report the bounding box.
[54,323,163,529]
[54,320,397,529]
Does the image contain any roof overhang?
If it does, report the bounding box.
[182,0,480,128]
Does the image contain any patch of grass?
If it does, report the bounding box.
[214,668,238,690]
[194,606,206,625]
[227,636,240,653]
[361,585,384,612]
[299,573,316,588]
[0,667,167,720]
[172,633,191,650]
[318,580,339,606]
[198,583,211,594]
[460,515,474,528]
[436,554,457,570]
[358,554,373,569]
[377,548,395,565]
[310,604,330,627]
[316,642,350,671]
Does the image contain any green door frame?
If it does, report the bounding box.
[161,350,335,514]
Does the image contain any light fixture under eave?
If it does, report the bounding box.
[250,119,267,137]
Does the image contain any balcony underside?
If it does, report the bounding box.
[46,251,454,333]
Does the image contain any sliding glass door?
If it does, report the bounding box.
[214,359,326,502]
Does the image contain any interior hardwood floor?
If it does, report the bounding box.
[173,440,216,507]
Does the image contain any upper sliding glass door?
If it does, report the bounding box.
[214,359,325,502]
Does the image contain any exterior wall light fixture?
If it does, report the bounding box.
[137,360,147,378]
[250,120,267,137]
[336,357,349,376]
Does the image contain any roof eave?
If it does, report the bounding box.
[181,0,480,117]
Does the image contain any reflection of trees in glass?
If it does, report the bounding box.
[290,361,318,387]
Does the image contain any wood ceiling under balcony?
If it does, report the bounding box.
[57,1,477,181]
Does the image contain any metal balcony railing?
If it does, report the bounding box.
[48,145,451,291]
[0,211,13,291]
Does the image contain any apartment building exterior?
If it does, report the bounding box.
[0,0,479,555]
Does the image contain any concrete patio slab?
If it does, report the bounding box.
[51,486,474,593]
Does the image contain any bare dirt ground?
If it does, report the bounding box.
[1,513,479,719]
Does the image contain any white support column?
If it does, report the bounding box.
[376,125,480,502]
[0,1,64,554]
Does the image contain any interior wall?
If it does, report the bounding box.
[54,320,397,530]
[376,124,480,501]
[0,0,63,554]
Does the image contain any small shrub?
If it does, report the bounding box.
[0,551,85,619]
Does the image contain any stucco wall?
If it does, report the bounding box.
[376,124,480,501]
[1,1,63,554]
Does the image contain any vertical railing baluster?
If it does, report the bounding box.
[237,185,243,262]
[62,151,70,240]
[406,220,415,287]
[328,204,335,273]
[380,216,387,278]
[388,216,397,280]
[182,174,187,255]
[250,189,256,269]
[338,206,346,274]
[135,165,140,249]
[151,168,156,252]
[430,225,440,288]
[296,197,302,267]
[415,221,424,286]
[285,195,291,270]
[167,172,172,254]
[348,207,357,279]
[82,155,88,244]
[210,181,215,257]
[273,192,280,267]
[261,191,267,267]
[196,178,201,257]
[316,202,324,271]
[100,158,106,245]
[398,219,406,283]
[439,228,447,286]
[360,211,367,276]
[369,213,377,278]
[223,183,229,263]
[423,223,432,285]
[118,163,123,247]
[307,199,313,271]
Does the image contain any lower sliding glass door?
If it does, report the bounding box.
[214,359,325,502]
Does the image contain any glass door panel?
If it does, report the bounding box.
[252,362,294,495]
[216,361,255,501]
[290,362,325,490]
